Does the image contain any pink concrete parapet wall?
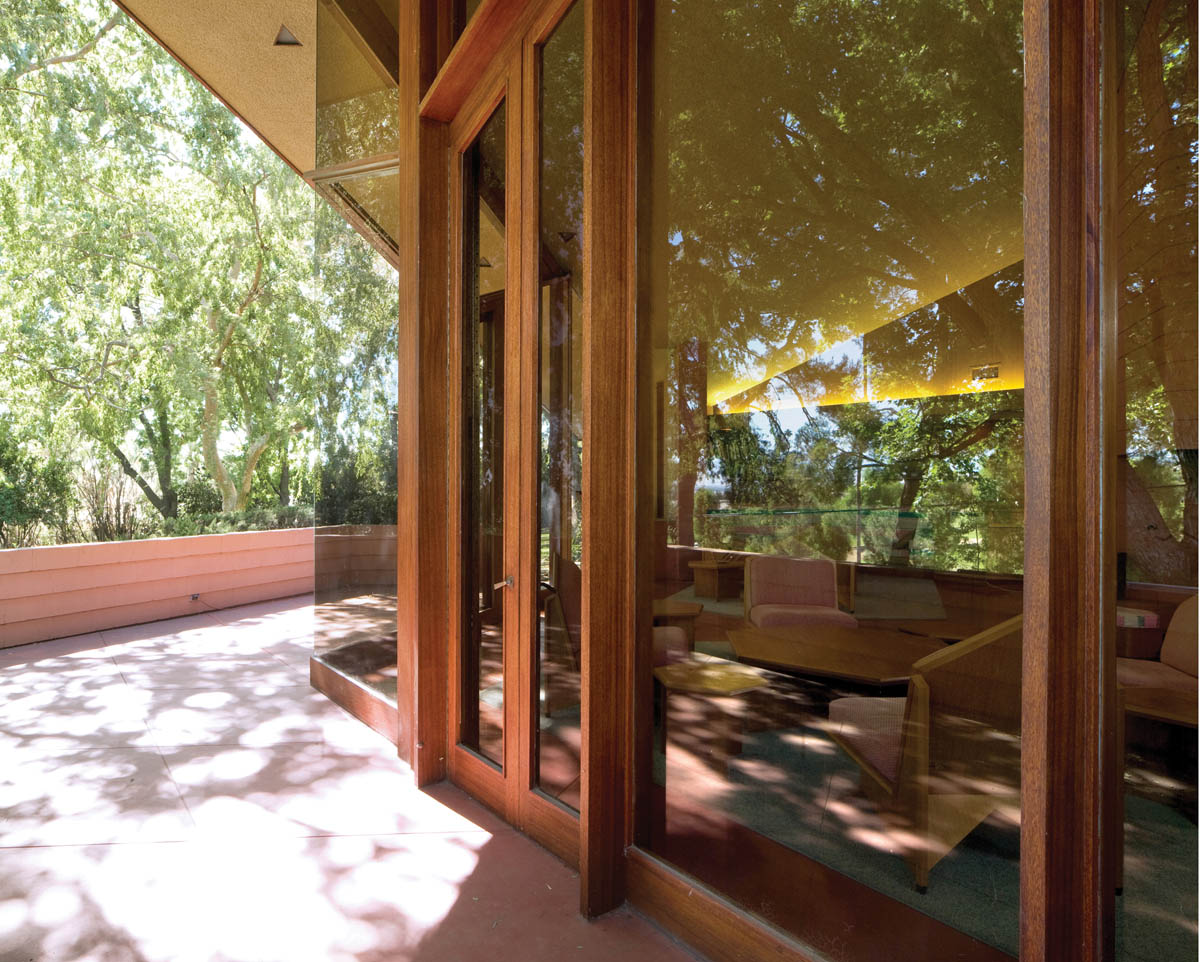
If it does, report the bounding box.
[0,528,315,649]
[314,525,397,593]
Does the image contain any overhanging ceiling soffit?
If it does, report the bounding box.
[114,0,317,174]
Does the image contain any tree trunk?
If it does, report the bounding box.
[200,379,272,513]
[106,442,171,518]
[201,377,239,511]
[236,436,272,510]
[138,401,178,518]
[1122,458,1197,585]
[278,439,291,507]
[888,468,925,565]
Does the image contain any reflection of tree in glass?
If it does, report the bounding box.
[699,380,1024,573]
[316,88,399,169]
[538,3,586,574]
[539,2,585,298]
[312,201,400,526]
[652,0,1028,574]
[1117,0,1197,585]
[652,0,1024,397]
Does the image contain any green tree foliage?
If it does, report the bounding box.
[0,421,74,547]
[0,0,398,543]
[312,200,399,528]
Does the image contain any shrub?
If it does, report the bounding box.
[175,476,223,516]
[157,504,314,538]
[0,425,75,548]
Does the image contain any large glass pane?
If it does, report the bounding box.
[311,0,400,732]
[639,1,1025,956]
[461,102,508,767]
[322,169,401,257]
[1109,1,1197,957]
[311,197,400,712]
[535,1,586,810]
[316,0,399,169]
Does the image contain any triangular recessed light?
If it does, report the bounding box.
[274,24,302,46]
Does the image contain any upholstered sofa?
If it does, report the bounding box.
[743,555,858,629]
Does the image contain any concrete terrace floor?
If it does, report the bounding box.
[0,596,700,962]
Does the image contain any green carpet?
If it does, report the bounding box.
[663,722,1196,959]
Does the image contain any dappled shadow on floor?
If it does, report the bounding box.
[0,597,693,962]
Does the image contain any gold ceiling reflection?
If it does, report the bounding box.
[649,0,1026,413]
[719,263,1026,413]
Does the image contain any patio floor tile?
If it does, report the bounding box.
[109,647,304,689]
[98,613,224,646]
[0,746,194,847]
[0,679,153,746]
[141,684,345,749]
[161,744,501,839]
[0,631,107,668]
[0,595,701,962]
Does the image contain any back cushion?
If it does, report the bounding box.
[747,556,837,609]
[1160,593,1198,677]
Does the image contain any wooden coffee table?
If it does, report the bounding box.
[727,624,945,686]
[654,657,769,771]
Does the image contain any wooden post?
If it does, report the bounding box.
[581,0,637,917]
[397,0,451,785]
[1021,0,1115,956]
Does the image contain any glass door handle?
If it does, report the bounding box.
[493,576,514,591]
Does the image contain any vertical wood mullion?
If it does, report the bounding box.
[580,0,637,916]
[1021,0,1112,958]
[519,32,541,814]
[1098,0,1121,951]
[502,59,525,821]
[413,112,452,786]
[397,0,451,785]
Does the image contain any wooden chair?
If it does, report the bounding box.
[827,615,1023,891]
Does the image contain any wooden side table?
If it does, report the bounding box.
[688,559,744,601]
[653,598,704,648]
[653,658,768,772]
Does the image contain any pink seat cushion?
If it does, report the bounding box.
[749,605,859,629]
[652,626,688,667]
[829,696,905,783]
[1116,656,1197,693]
